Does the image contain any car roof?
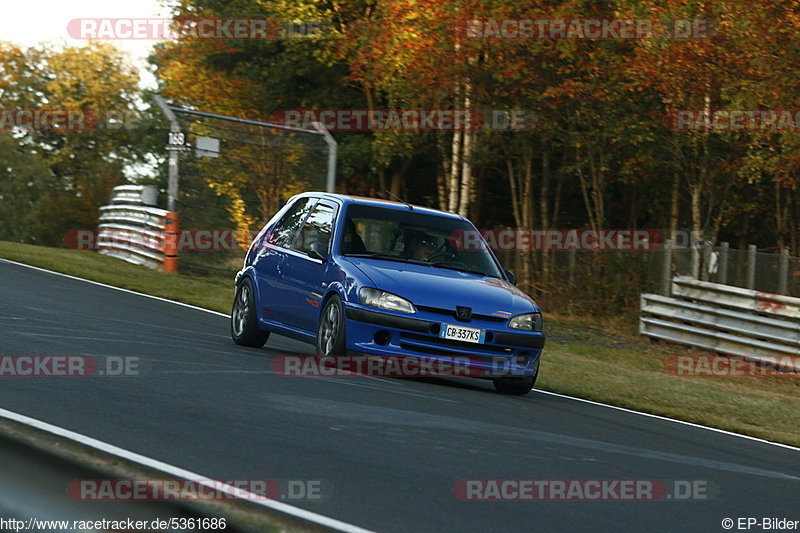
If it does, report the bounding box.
[294,192,465,220]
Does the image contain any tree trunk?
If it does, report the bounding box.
[447,128,462,212]
[670,168,680,245]
[540,147,550,284]
[457,81,474,217]
[690,178,703,277]
[436,135,448,210]
[457,127,473,217]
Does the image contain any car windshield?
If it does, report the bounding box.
[340,204,503,279]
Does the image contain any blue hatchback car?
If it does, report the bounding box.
[231,192,545,394]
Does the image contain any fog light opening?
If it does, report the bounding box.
[430,324,441,335]
[374,330,391,346]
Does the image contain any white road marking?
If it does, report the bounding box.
[0,406,376,533]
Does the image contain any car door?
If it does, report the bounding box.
[278,200,338,332]
[253,197,315,325]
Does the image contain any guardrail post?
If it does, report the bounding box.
[778,248,789,295]
[163,212,180,274]
[661,239,672,296]
[719,242,729,285]
[746,244,757,290]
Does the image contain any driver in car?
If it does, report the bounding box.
[408,234,438,261]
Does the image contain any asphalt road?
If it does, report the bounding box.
[1,259,798,533]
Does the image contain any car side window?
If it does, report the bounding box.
[291,202,336,254]
[267,198,314,247]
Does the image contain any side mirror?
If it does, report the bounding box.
[308,241,328,261]
[504,269,517,285]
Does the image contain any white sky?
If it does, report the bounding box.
[0,0,173,89]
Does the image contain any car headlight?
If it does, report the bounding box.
[359,288,416,314]
[508,312,543,331]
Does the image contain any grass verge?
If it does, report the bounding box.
[2,241,798,447]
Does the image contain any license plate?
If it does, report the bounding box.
[439,323,486,344]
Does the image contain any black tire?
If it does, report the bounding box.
[493,375,536,395]
[316,294,347,359]
[231,278,269,347]
[493,360,539,395]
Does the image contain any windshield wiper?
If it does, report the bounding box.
[345,253,427,265]
[429,262,495,278]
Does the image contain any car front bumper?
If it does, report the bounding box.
[343,304,545,379]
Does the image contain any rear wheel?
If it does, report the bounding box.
[316,295,346,361]
[231,278,269,347]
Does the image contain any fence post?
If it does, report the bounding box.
[568,248,576,287]
[661,239,672,296]
[778,248,789,295]
[312,122,338,193]
[700,242,712,281]
[719,242,729,285]
[746,244,757,290]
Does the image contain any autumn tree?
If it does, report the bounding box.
[0,41,145,243]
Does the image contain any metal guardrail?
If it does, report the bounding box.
[110,184,159,205]
[0,408,373,533]
[671,276,800,320]
[98,204,169,229]
[97,186,174,271]
[640,277,800,361]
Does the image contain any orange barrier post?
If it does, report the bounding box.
[163,211,180,273]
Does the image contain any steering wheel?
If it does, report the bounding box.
[426,252,471,270]
[427,251,456,263]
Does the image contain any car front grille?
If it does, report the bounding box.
[416,305,508,323]
[399,332,514,356]
[398,343,512,363]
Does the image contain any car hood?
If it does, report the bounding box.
[343,257,540,315]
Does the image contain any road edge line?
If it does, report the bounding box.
[0,406,376,533]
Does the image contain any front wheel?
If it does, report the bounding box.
[316,295,347,360]
[231,278,269,347]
